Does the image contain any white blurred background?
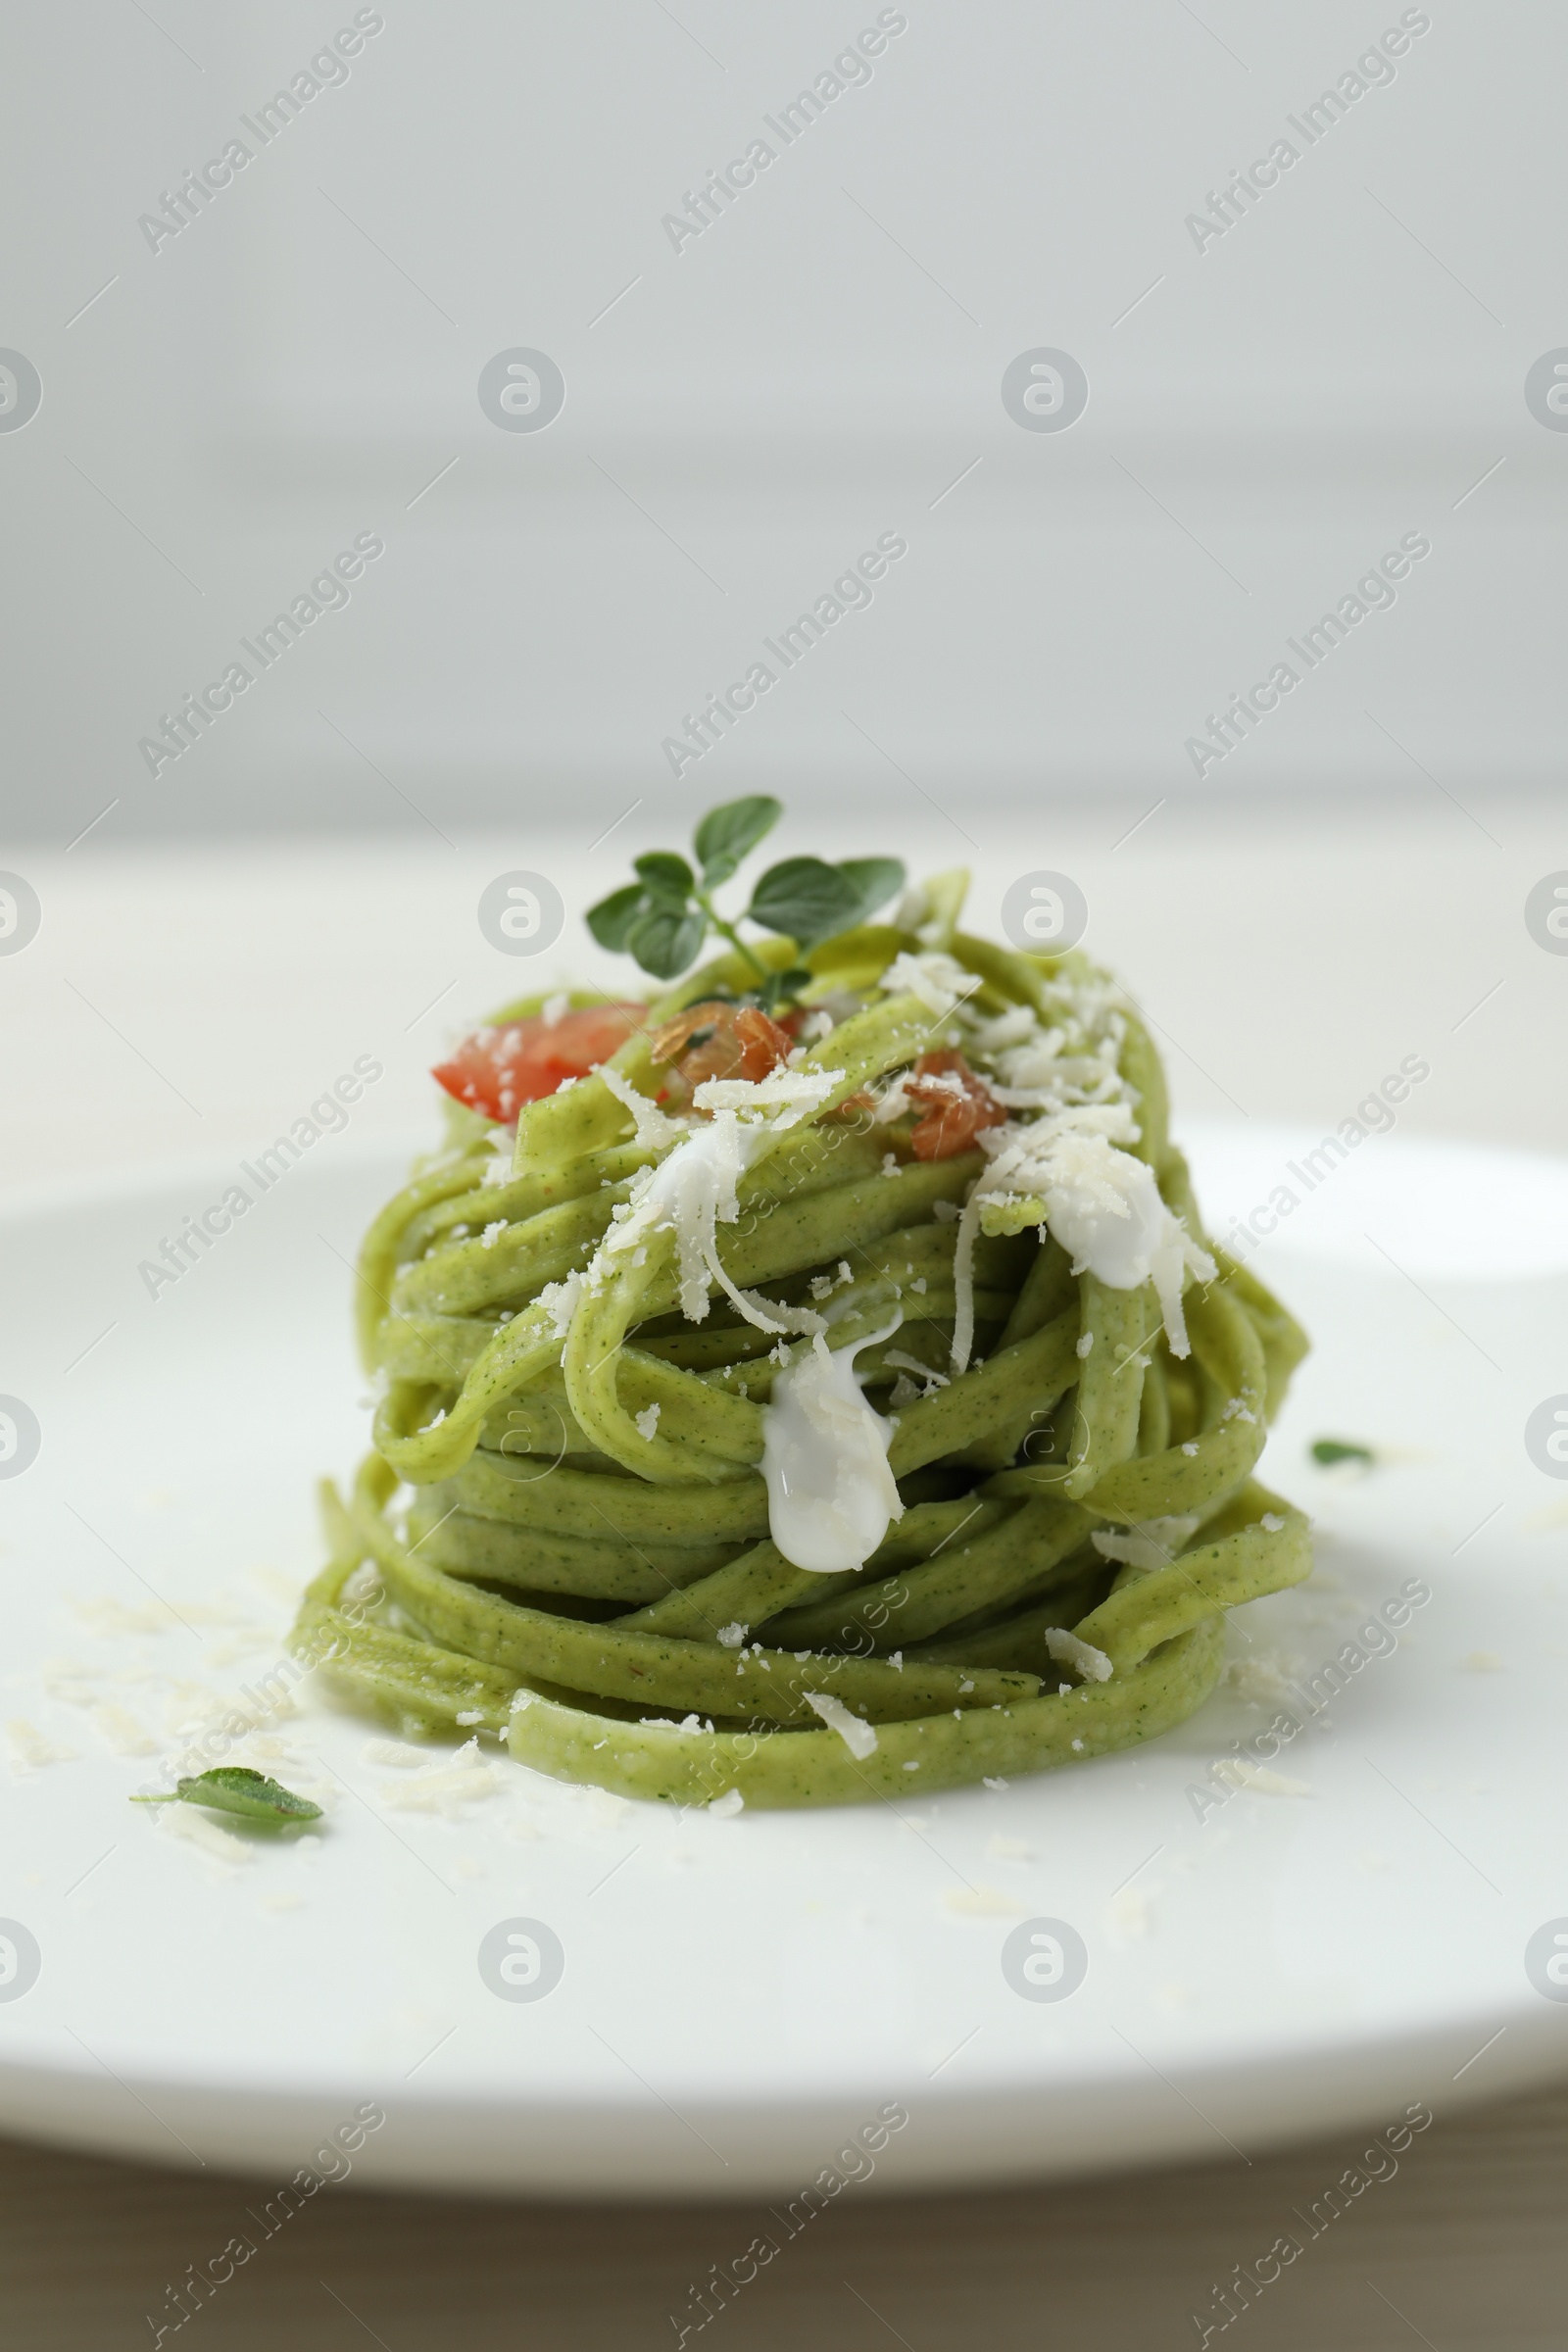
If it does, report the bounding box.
[1,0,1564,1179]
[4,0,1564,834]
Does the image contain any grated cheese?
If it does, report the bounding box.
[1215,1759,1312,1797]
[601,1072,840,1329]
[803,1690,878,1758]
[953,1107,1214,1372]
[1106,1886,1152,1939]
[159,1805,254,1866]
[92,1703,157,1756]
[7,1719,79,1768]
[1045,1629,1113,1684]
[1091,1514,1200,1575]
[943,1885,1025,1918]
[377,1739,507,1813]
[537,1271,585,1338]
[881,950,971,1017]
[596,1061,686,1153]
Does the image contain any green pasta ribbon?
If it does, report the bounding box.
[291,902,1312,1808]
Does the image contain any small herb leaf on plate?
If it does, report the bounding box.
[131,1768,323,1825]
[1309,1438,1376,1467]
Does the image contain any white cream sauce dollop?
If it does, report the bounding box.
[760,1322,905,1573]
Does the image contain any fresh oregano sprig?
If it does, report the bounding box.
[587,796,905,1004]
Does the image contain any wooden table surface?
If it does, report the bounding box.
[2,802,1564,2350]
[4,2081,1566,2351]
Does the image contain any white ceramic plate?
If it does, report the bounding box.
[3,1126,1568,2200]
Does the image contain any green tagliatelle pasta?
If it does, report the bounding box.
[292,900,1312,1808]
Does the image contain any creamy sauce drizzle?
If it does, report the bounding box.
[760,1323,905,1573]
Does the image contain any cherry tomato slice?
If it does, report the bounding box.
[648,1001,796,1105]
[431,1003,648,1121]
[905,1049,1006,1161]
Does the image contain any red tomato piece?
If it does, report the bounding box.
[905,1049,1006,1161]
[431,1003,648,1121]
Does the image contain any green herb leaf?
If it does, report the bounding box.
[746,855,865,950]
[632,851,696,905]
[627,903,708,980]
[1309,1438,1376,1467]
[132,1768,322,1826]
[694,796,782,887]
[836,856,906,927]
[585,882,652,952]
[593,803,900,982]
